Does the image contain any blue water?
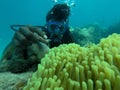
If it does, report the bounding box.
[0,0,120,58]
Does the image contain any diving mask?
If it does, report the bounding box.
[46,21,68,42]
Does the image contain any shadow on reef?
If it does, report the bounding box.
[0,58,39,73]
[103,22,120,37]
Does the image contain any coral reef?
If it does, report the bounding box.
[23,33,120,90]
[71,27,94,46]
[70,22,120,46]
[0,42,49,73]
[70,24,105,46]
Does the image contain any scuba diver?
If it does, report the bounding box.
[0,3,73,73]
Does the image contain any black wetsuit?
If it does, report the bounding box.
[40,26,73,48]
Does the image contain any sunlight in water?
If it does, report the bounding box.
[52,0,76,7]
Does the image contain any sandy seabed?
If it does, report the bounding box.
[0,72,33,90]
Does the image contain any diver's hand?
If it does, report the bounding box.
[12,26,48,47]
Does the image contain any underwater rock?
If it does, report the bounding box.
[0,72,33,90]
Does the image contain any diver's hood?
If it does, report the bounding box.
[46,3,70,22]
